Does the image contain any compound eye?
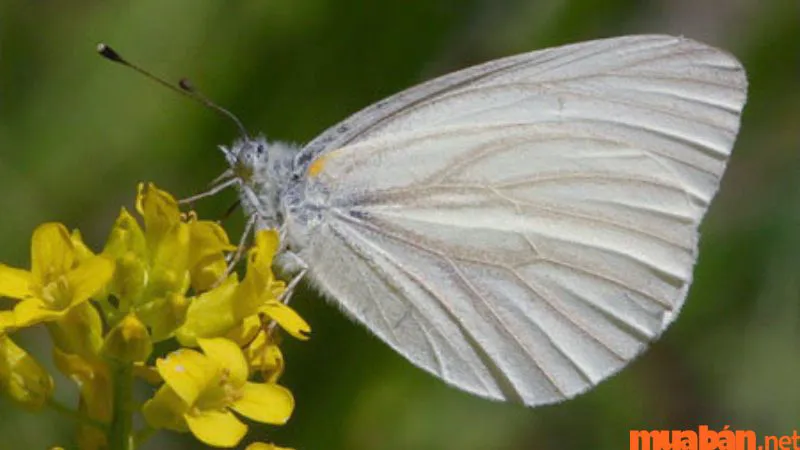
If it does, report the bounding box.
[256,144,265,156]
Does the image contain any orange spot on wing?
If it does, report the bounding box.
[307,154,329,177]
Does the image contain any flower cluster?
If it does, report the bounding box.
[0,183,309,449]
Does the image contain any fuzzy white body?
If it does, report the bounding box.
[226,35,747,406]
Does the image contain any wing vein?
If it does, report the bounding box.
[445,257,592,392]
[365,183,692,251]
[328,219,508,394]
[332,210,645,367]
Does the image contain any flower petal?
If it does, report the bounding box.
[142,384,190,432]
[31,223,74,284]
[197,338,248,386]
[185,408,247,448]
[102,313,152,363]
[151,222,191,280]
[237,230,280,306]
[103,208,146,259]
[137,183,181,245]
[0,335,53,409]
[253,230,279,268]
[176,275,239,347]
[188,220,235,264]
[13,298,64,328]
[261,302,311,340]
[0,264,34,299]
[69,229,95,262]
[247,337,284,383]
[65,255,115,308]
[138,292,190,342]
[225,315,261,346]
[0,311,15,331]
[231,382,293,425]
[189,255,227,294]
[107,252,147,307]
[156,348,217,405]
[48,302,104,359]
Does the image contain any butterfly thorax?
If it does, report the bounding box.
[224,137,298,229]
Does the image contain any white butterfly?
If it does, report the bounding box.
[218,34,747,407]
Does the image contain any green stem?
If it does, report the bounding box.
[109,362,135,450]
[47,398,108,431]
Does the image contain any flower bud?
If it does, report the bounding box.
[0,335,53,409]
[102,314,152,363]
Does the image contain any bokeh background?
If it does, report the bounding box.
[1,0,798,449]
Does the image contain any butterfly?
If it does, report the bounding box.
[106,34,748,406]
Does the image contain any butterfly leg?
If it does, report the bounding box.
[208,212,257,289]
[225,212,258,268]
[275,251,308,305]
[265,252,307,334]
[179,176,238,205]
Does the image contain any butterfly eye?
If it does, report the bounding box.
[256,144,265,156]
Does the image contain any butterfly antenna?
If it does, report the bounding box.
[96,43,251,140]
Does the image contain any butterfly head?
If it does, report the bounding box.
[220,136,298,227]
[222,136,270,185]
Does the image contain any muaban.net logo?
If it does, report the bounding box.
[630,426,800,450]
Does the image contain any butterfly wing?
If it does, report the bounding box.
[288,35,747,406]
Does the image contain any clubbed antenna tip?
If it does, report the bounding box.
[95,42,250,139]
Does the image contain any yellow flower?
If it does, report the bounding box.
[259,300,310,341]
[237,229,282,304]
[48,301,104,361]
[142,338,293,448]
[0,334,53,409]
[185,214,232,292]
[176,230,309,346]
[238,231,310,340]
[103,183,233,341]
[101,313,152,363]
[224,316,285,382]
[104,194,190,338]
[243,329,285,383]
[174,275,240,346]
[0,184,307,448]
[102,208,148,309]
[0,223,114,329]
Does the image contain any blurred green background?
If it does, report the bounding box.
[1,0,798,449]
